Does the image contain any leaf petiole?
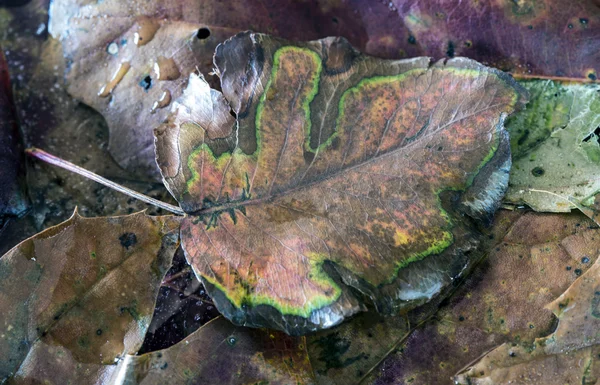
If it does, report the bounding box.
[25,147,185,215]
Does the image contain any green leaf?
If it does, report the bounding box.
[505,80,600,212]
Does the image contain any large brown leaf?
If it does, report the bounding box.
[155,32,526,334]
[0,211,180,382]
[455,226,600,384]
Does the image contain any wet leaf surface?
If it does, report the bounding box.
[505,80,600,212]
[116,316,314,385]
[47,0,594,180]
[0,50,28,225]
[362,209,600,385]
[455,214,600,384]
[0,211,180,382]
[155,32,526,334]
[47,0,381,179]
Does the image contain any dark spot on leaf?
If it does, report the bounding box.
[566,266,572,271]
[96,329,102,336]
[119,233,137,249]
[527,25,533,29]
[196,27,210,40]
[580,18,588,25]
[509,351,516,357]
[446,41,455,58]
[575,268,582,276]
[588,72,597,81]
[407,35,416,44]
[139,75,152,91]
[568,23,574,29]
[592,289,600,318]
[582,256,590,264]
[332,17,339,24]
[459,315,465,321]
[227,336,236,346]
[531,167,545,177]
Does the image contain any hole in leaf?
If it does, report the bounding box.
[139,76,153,91]
[196,27,211,40]
[583,126,600,142]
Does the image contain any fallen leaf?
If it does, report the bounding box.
[387,0,600,81]
[455,216,600,384]
[155,32,526,334]
[114,316,314,385]
[505,80,600,212]
[0,210,180,382]
[362,209,600,384]
[0,50,28,225]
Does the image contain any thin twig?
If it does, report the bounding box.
[161,282,214,305]
[511,73,595,83]
[162,267,193,284]
[26,147,185,215]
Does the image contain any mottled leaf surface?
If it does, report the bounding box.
[0,50,28,224]
[456,220,600,384]
[155,32,526,334]
[505,81,600,212]
[389,0,600,80]
[364,209,600,385]
[115,316,314,385]
[0,211,180,383]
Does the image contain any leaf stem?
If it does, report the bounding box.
[26,147,185,216]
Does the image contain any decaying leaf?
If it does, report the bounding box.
[505,80,600,212]
[455,218,600,384]
[114,316,314,385]
[388,0,600,80]
[154,32,526,334]
[0,50,28,225]
[363,209,600,384]
[0,211,180,383]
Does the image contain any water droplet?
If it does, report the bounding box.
[151,90,171,113]
[107,42,119,55]
[36,23,46,35]
[227,336,236,346]
[98,62,131,97]
[134,17,160,46]
[153,56,180,81]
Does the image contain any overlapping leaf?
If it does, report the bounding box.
[0,211,180,382]
[155,32,526,334]
[505,81,600,212]
[362,209,600,384]
[455,219,600,384]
